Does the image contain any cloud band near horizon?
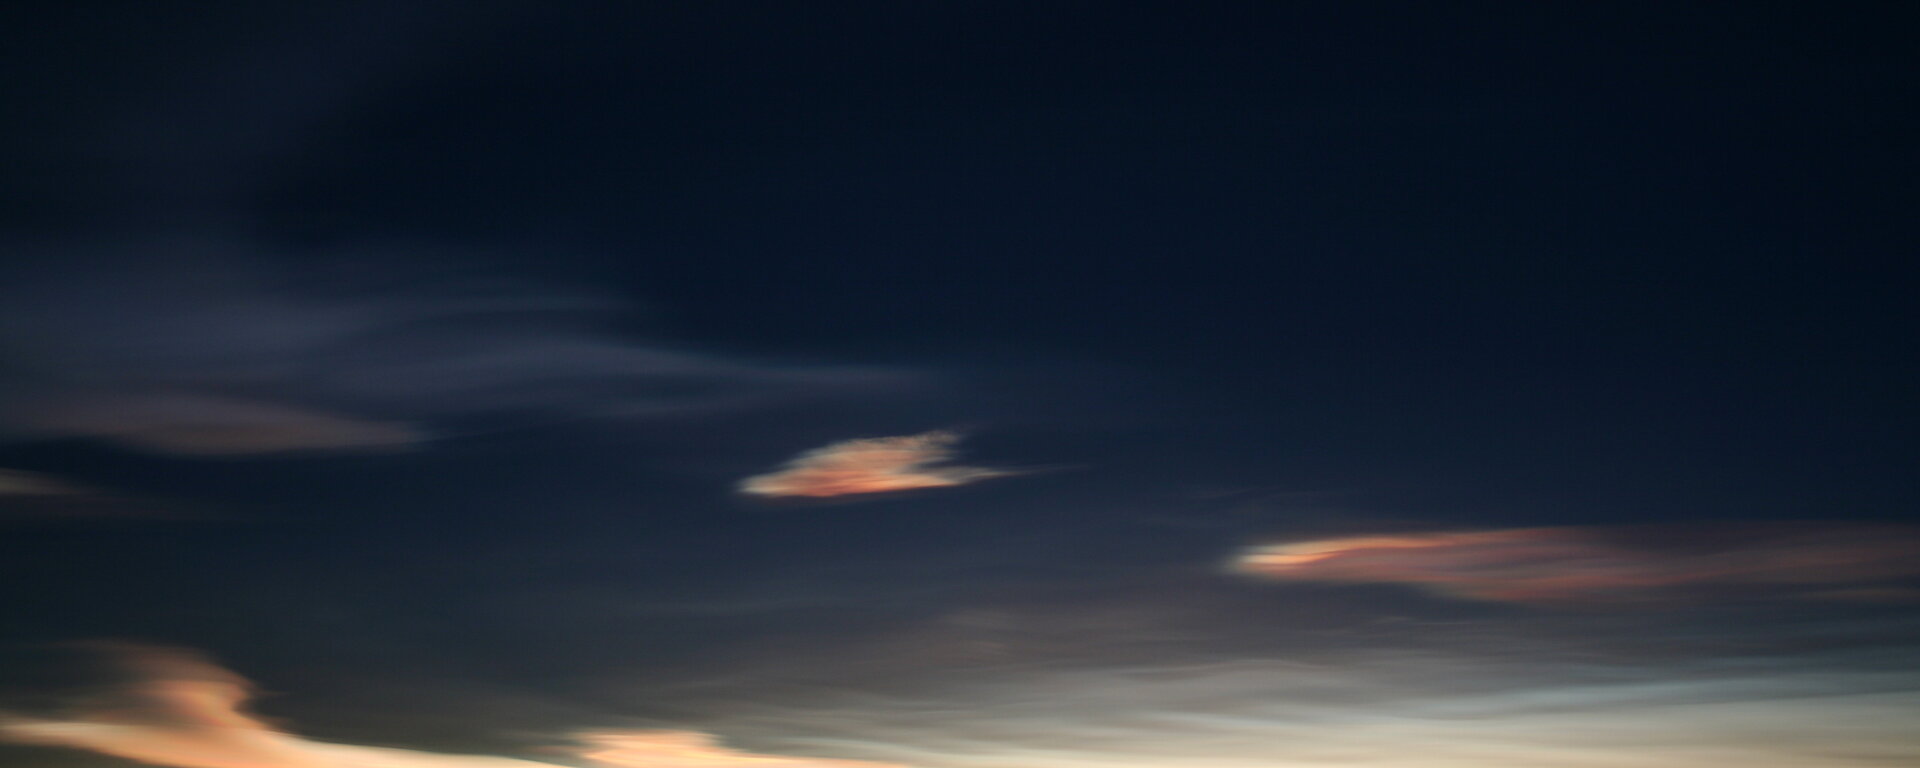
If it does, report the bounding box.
[0,644,905,768]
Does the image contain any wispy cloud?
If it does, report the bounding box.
[0,1,913,458]
[0,469,87,496]
[627,639,1920,768]
[0,469,156,524]
[0,645,904,768]
[1232,523,1920,602]
[739,430,1013,499]
[0,239,907,456]
[17,392,427,456]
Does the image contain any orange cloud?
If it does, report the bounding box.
[0,645,903,768]
[739,430,1012,499]
[1233,524,1920,602]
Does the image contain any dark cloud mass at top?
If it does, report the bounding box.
[0,2,1915,767]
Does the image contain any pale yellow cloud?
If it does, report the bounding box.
[1232,524,1920,602]
[0,645,904,768]
[739,431,1012,499]
[575,730,902,768]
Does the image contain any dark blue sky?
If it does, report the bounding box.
[1,3,1916,767]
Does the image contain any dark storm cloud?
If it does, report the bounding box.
[0,237,909,455]
[1233,523,1920,603]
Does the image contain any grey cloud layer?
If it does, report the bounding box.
[636,621,1920,768]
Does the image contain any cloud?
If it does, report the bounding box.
[0,645,546,768]
[0,1,890,458]
[0,645,904,768]
[619,643,1920,768]
[16,392,426,456]
[739,430,1013,499]
[0,238,908,456]
[574,730,904,768]
[1232,523,1920,602]
[0,469,139,521]
[0,468,191,521]
[0,469,87,496]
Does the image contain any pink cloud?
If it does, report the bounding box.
[1232,523,1920,602]
[739,430,1013,499]
[0,645,903,768]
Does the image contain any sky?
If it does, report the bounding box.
[0,2,1916,766]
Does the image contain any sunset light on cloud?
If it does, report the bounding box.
[12,643,1918,768]
[0,646,903,768]
[1233,524,1920,602]
[739,431,1013,499]
[575,730,902,768]
[2,3,1914,768]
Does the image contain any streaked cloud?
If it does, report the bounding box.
[0,469,154,521]
[0,239,908,456]
[739,430,1012,499]
[621,636,1920,768]
[1233,523,1920,602]
[18,392,426,456]
[0,645,903,768]
[0,469,87,496]
[9,631,1920,768]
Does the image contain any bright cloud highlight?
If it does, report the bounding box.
[739,431,1013,499]
[575,730,904,768]
[0,645,903,768]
